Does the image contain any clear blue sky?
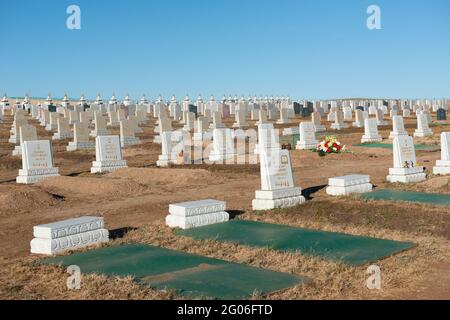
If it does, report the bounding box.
[1,0,449,100]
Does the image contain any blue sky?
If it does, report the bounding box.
[1,0,449,100]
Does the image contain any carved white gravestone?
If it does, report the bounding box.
[13,124,37,156]
[433,132,450,175]
[210,111,225,129]
[183,112,195,131]
[326,174,372,196]
[252,148,305,210]
[276,108,291,124]
[376,109,387,126]
[352,109,364,128]
[209,128,235,163]
[156,127,183,167]
[389,116,408,139]
[330,110,348,130]
[9,115,27,144]
[413,114,433,137]
[312,112,325,132]
[255,109,268,126]
[403,109,411,117]
[91,135,128,173]
[90,112,110,137]
[296,122,318,150]
[69,110,79,125]
[361,118,382,143]
[16,140,60,184]
[254,123,279,155]
[52,117,73,140]
[67,123,95,151]
[343,107,353,121]
[45,112,59,131]
[232,109,249,128]
[127,115,143,133]
[120,120,140,147]
[30,216,109,255]
[166,199,229,229]
[386,136,426,183]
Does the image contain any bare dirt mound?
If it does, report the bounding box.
[35,175,149,199]
[107,167,224,189]
[0,185,60,214]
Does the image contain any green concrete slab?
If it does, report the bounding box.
[362,189,450,206]
[43,244,307,300]
[177,220,415,266]
[353,143,438,150]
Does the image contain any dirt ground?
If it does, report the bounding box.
[0,106,449,300]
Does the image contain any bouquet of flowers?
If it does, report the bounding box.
[317,135,345,156]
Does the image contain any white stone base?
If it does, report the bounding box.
[209,152,236,162]
[8,136,19,144]
[386,167,426,183]
[90,160,128,173]
[330,123,349,130]
[326,174,372,196]
[12,145,21,156]
[90,129,110,137]
[45,124,57,131]
[66,141,95,151]
[282,128,299,136]
[252,187,306,211]
[153,135,162,144]
[388,131,408,140]
[361,135,383,143]
[52,132,73,140]
[296,141,318,150]
[156,154,179,167]
[120,136,140,148]
[433,160,450,175]
[16,168,60,184]
[232,123,249,129]
[377,121,387,126]
[413,130,433,138]
[275,120,291,125]
[31,229,109,255]
[166,211,229,230]
[352,122,364,128]
[314,125,326,132]
[326,183,372,196]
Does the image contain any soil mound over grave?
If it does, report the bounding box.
[36,175,148,199]
[0,185,60,214]
[106,168,223,189]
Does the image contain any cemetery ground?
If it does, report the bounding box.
[0,112,449,300]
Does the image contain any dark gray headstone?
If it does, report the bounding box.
[188,104,198,116]
[48,105,57,112]
[356,106,364,111]
[293,102,302,115]
[437,108,446,120]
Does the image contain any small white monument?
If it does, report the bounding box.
[30,216,109,255]
[433,132,450,175]
[330,110,349,130]
[413,114,433,138]
[389,116,408,139]
[312,112,325,132]
[120,120,140,147]
[91,135,128,173]
[361,118,382,143]
[16,140,60,184]
[386,136,426,183]
[352,109,364,128]
[67,123,95,151]
[209,128,236,162]
[326,174,372,196]
[166,199,229,229]
[252,148,305,210]
[296,122,318,150]
[12,124,37,156]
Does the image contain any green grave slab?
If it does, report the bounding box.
[176,220,415,266]
[43,244,307,300]
[362,189,450,206]
[353,143,438,150]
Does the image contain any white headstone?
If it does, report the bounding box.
[91,135,128,173]
[361,118,382,143]
[16,140,60,184]
[433,132,450,175]
[296,122,318,150]
[387,136,426,183]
